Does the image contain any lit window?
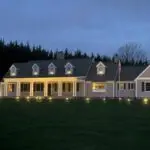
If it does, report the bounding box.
[21,83,30,92]
[128,83,135,90]
[65,63,73,75]
[96,62,106,75]
[92,82,106,92]
[97,66,105,75]
[10,65,16,76]
[32,64,39,75]
[8,84,15,92]
[48,63,56,75]
[141,82,150,91]
[33,83,44,92]
[146,83,150,91]
[117,83,125,90]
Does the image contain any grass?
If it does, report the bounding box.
[0,98,150,150]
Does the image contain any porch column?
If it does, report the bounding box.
[30,82,33,97]
[58,82,62,96]
[44,82,48,97]
[4,82,8,97]
[73,81,77,97]
[16,82,20,97]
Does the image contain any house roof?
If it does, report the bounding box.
[86,62,148,81]
[86,62,118,81]
[4,58,148,81]
[4,58,92,78]
[116,65,148,81]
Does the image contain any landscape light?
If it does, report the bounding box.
[36,96,42,102]
[65,97,69,102]
[127,98,131,104]
[48,97,52,102]
[119,97,122,101]
[26,96,30,100]
[143,98,148,104]
[102,97,106,102]
[16,96,20,101]
[85,97,90,103]
[86,97,90,101]
[48,97,52,100]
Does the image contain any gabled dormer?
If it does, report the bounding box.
[32,64,39,76]
[9,65,17,76]
[48,62,56,75]
[96,61,106,75]
[64,62,74,75]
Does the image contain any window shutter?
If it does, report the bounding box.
[124,83,126,90]
[141,82,144,91]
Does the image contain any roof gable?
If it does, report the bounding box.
[48,62,56,68]
[134,65,150,80]
[96,61,106,68]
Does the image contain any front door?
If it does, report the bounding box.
[48,83,51,96]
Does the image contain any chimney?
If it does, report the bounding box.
[56,51,64,59]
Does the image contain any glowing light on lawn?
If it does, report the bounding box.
[102,97,106,102]
[26,96,30,102]
[16,97,20,101]
[119,97,122,101]
[127,98,131,104]
[143,98,148,104]
[65,97,69,102]
[48,97,52,102]
[36,96,42,102]
[85,97,90,103]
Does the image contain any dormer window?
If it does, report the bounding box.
[10,65,17,76]
[48,63,56,75]
[32,64,39,75]
[65,62,73,75]
[96,61,106,75]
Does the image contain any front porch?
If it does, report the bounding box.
[3,77,85,98]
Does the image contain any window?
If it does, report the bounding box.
[117,83,125,90]
[33,83,44,92]
[63,83,66,92]
[141,82,150,92]
[52,83,58,92]
[68,83,71,92]
[77,83,80,92]
[10,65,17,76]
[21,83,30,92]
[97,66,105,75]
[65,63,73,75]
[124,83,126,90]
[131,83,134,89]
[146,83,150,91]
[142,82,145,91]
[32,64,39,75]
[128,83,131,90]
[48,63,56,75]
[62,83,72,92]
[96,62,106,75]
[8,84,15,92]
[92,82,105,92]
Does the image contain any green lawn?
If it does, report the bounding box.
[0,99,150,150]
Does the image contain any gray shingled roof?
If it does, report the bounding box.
[86,62,118,81]
[116,65,148,81]
[86,62,147,81]
[4,58,92,78]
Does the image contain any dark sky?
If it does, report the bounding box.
[0,0,150,56]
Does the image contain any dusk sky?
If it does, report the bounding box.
[0,0,150,56]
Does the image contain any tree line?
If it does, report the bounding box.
[0,39,148,79]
